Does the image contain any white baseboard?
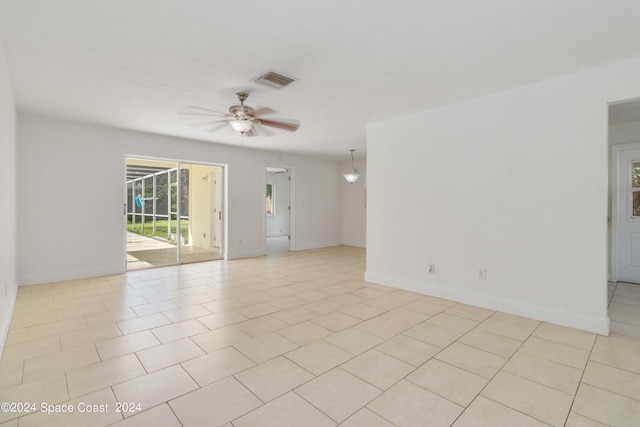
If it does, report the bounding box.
[293,241,343,251]
[19,264,125,286]
[364,272,610,336]
[227,249,266,260]
[342,240,366,248]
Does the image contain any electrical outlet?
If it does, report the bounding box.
[428,264,435,274]
[478,268,487,280]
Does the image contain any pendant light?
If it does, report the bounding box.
[342,149,360,183]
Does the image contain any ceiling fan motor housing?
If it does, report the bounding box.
[229,104,255,119]
[229,92,255,119]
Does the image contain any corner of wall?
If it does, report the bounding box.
[342,240,366,248]
[341,158,367,249]
[0,285,17,359]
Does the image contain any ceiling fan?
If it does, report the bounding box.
[180,92,300,137]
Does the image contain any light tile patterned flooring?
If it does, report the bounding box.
[1,246,639,426]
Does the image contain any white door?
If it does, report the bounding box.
[212,170,223,252]
[615,145,640,283]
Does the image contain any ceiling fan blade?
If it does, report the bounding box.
[178,112,224,118]
[205,122,230,132]
[190,119,227,127]
[180,106,227,116]
[252,107,277,117]
[250,124,275,137]
[259,119,300,132]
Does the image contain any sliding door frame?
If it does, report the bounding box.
[125,155,227,269]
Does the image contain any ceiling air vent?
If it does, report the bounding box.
[253,70,296,90]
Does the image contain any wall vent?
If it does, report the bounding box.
[253,70,296,89]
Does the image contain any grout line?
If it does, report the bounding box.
[4,248,640,426]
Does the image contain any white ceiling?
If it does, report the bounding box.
[1,1,640,160]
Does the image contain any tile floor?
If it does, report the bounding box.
[1,246,639,426]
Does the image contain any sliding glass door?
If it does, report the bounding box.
[126,158,224,270]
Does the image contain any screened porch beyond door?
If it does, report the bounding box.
[126,158,224,270]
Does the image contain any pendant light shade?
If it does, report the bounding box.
[342,149,360,183]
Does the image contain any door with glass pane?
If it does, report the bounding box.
[615,147,640,283]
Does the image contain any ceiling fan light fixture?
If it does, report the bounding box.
[342,149,360,183]
[230,119,253,133]
[181,92,299,137]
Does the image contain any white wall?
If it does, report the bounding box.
[367,55,640,335]
[17,115,343,285]
[0,38,17,358]
[342,158,366,248]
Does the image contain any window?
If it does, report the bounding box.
[266,184,274,215]
[633,161,640,217]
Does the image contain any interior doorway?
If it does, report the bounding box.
[611,143,640,284]
[609,99,640,283]
[265,166,291,254]
[608,99,640,338]
[125,158,225,270]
